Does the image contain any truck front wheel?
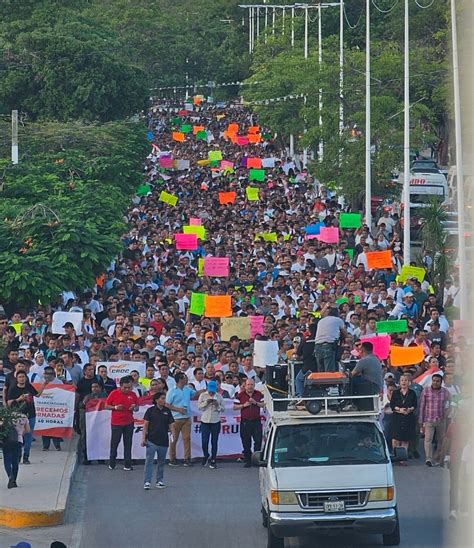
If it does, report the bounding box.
[267,525,285,548]
[383,507,400,546]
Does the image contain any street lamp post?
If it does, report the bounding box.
[365,0,372,228]
[403,0,411,264]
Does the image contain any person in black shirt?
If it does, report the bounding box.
[141,392,174,489]
[7,370,47,464]
[97,365,116,394]
[75,364,97,434]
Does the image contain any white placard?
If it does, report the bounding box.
[52,311,83,335]
[253,340,279,368]
[97,361,147,385]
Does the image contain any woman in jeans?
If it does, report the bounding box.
[2,412,30,488]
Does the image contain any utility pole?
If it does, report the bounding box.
[451,0,467,320]
[318,4,323,161]
[12,110,18,165]
[365,0,372,227]
[403,0,411,263]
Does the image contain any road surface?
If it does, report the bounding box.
[0,458,451,548]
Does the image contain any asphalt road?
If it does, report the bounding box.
[1,457,453,548]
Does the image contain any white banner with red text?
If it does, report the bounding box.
[85,399,266,460]
[32,384,76,438]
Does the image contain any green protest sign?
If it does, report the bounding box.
[339,213,362,229]
[376,320,408,334]
[171,116,181,126]
[196,130,207,141]
[136,184,151,196]
[344,248,354,260]
[190,292,206,315]
[181,124,192,134]
[249,169,265,182]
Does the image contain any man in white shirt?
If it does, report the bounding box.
[314,308,347,372]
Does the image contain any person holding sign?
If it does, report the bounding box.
[105,376,139,471]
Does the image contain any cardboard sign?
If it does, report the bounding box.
[339,212,362,229]
[246,187,259,201]
[254,340,279,368]
[203,257,229,277]
[204,295,232,318]
[183,225,206,240]
[219,192,236,205]
[159,191,178,207]
[220,317,251,341]
[317,227,339,244]
[390,345,425,367]
[175,233,198,250]
[360,335,391,360]
[189,292,206,315]
[376,320,408,334]
[52,311,83,335]
[366,251,393,270]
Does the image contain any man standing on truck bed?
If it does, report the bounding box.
[313,308,347,372]
[234,378,265,468]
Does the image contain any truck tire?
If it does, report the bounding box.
[383,507,400,546]
[267,525,284,548]
[261,505,268,528]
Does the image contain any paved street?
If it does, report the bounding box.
[0,459,451,548]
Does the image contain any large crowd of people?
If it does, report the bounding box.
[0,99,468,516]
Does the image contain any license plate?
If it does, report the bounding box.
[324,500,345,513]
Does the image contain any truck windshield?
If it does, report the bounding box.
[272,422,388,467]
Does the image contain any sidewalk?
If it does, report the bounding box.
[0,436,78,528]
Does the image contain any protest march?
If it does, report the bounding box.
[0,98,467,517]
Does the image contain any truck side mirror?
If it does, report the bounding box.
[252,451,267,467]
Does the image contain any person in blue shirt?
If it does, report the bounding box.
[165,372,196,466]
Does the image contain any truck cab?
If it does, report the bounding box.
[255,385,400,547]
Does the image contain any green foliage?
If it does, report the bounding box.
[0,121,148,307]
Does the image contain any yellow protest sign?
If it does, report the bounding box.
[220,317,251,341]
[183,225,206,240]
[399,265,426,283]
[198,258,204,277]
[158,191,178,207]
[255,232,277,242]
[246,187,260,201]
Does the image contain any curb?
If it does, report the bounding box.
[0,441,78,529]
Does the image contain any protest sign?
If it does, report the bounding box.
[172,132,185,142]
[247,157,262,169]
[317,227,339,244]
[255,232,277,242]
[193,125,205,134]
[376,320,408,334]
[183,225,206,240]
[304,223,323,235]
[86,399,266,461]
[220,317,251,341]
[159,191,178,207]
[208,150,223,162]
[261,158,276,169]
[52,311,83,335]
[203,257,229,277]
[360,335,391,360]
[159,156,173,168]
[204,295,232,317]
[389,345,425,367]
[189,217,201,225]
[175,159,190,170]
[190,292,206,316]
[219,192,236,205]
[366,251,393,270]
[248,126,260,134]
[339,212,362,229]
[136,184,151,196]
[254,340,279,367]
[98,361,146,385]
[175,233,198,250]
[227,123,239,133]
[32,384,76,439]
[246,187,259,201]
[399,265,426,283]
[237,136,249,146]
[247,134,261,144]
[180,124,192,134]
[250,316,265,338]
[196,130,207,141]
[345,248,354,260]
[249,168,265,182]
[220,160,234,171]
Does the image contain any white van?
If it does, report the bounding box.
[398,171,448,209]
[255,390,401,547]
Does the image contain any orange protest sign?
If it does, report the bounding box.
[228,123,239,133]
[248,126,260,134]
[172,132,185,142]
[366,251,393,270]
[248,133,261,144]
[230,133,239,144]
[219,192,236,205]
[193,125,205,135]
[389,345,425,367]
[193,96,202,105]
[247,157,262,169]
[204,295,232,318]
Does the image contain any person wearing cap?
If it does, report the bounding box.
[141,391,174,489]
[197,380,225,469]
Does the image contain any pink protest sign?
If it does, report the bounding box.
[360,335,391,360]
[189,217,202,225]
[159,155,173,168]
[220,160,234,170]
[250,315,265,338]
[175,233,198,250]
[203,257,230,277]
[237,136,249,146]
[317,227,339,244]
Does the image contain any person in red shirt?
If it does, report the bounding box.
[233,378,265,468]
[105,376,139,471]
